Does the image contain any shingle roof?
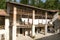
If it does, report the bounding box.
[0,9,9,16]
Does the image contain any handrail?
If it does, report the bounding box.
[52,12,59,23]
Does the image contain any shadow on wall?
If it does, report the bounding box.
[36,33,60,40]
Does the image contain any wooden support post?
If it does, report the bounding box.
[0,35,1,40]
[5,17,9,40]
[45,12,48,35]
[32,10,35,37]
[5,4,10,40]
[12,6,17,40]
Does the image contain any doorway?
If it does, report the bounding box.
[20,28,23,34]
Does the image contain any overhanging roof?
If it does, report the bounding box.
[6,1,59,13]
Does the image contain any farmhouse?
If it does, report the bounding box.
[6,1,60,40]
[0,1,60,40]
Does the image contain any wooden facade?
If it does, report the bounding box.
[6,2,59,28]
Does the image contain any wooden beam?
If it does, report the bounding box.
[12,6,17,40]
[32,10,35,37]
[45,12,48,35]
[17,13,52,19]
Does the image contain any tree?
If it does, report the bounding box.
[0,0,6,9]
[36,0,44,8]
[58,0,60,10]
[30,0,35,6]
[44,0,59,10]
[14,0,16,2]
[44,0,55,9]
[29,0,44,8]
[55,0,60,10]
[8,0,12,2]
[20,0,29,4]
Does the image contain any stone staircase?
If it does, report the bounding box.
[52,12,59,23]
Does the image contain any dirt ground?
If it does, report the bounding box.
[35,33,60,40]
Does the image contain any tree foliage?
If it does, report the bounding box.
[9,0,12,1]
[35,0,44,8]
[30,0,35,6]
[20,0,29,4]
[57,0,60,10]
[0,0,60,10]
[0,0,6,9]
[44,0,59,10]
[14,0,16,2]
